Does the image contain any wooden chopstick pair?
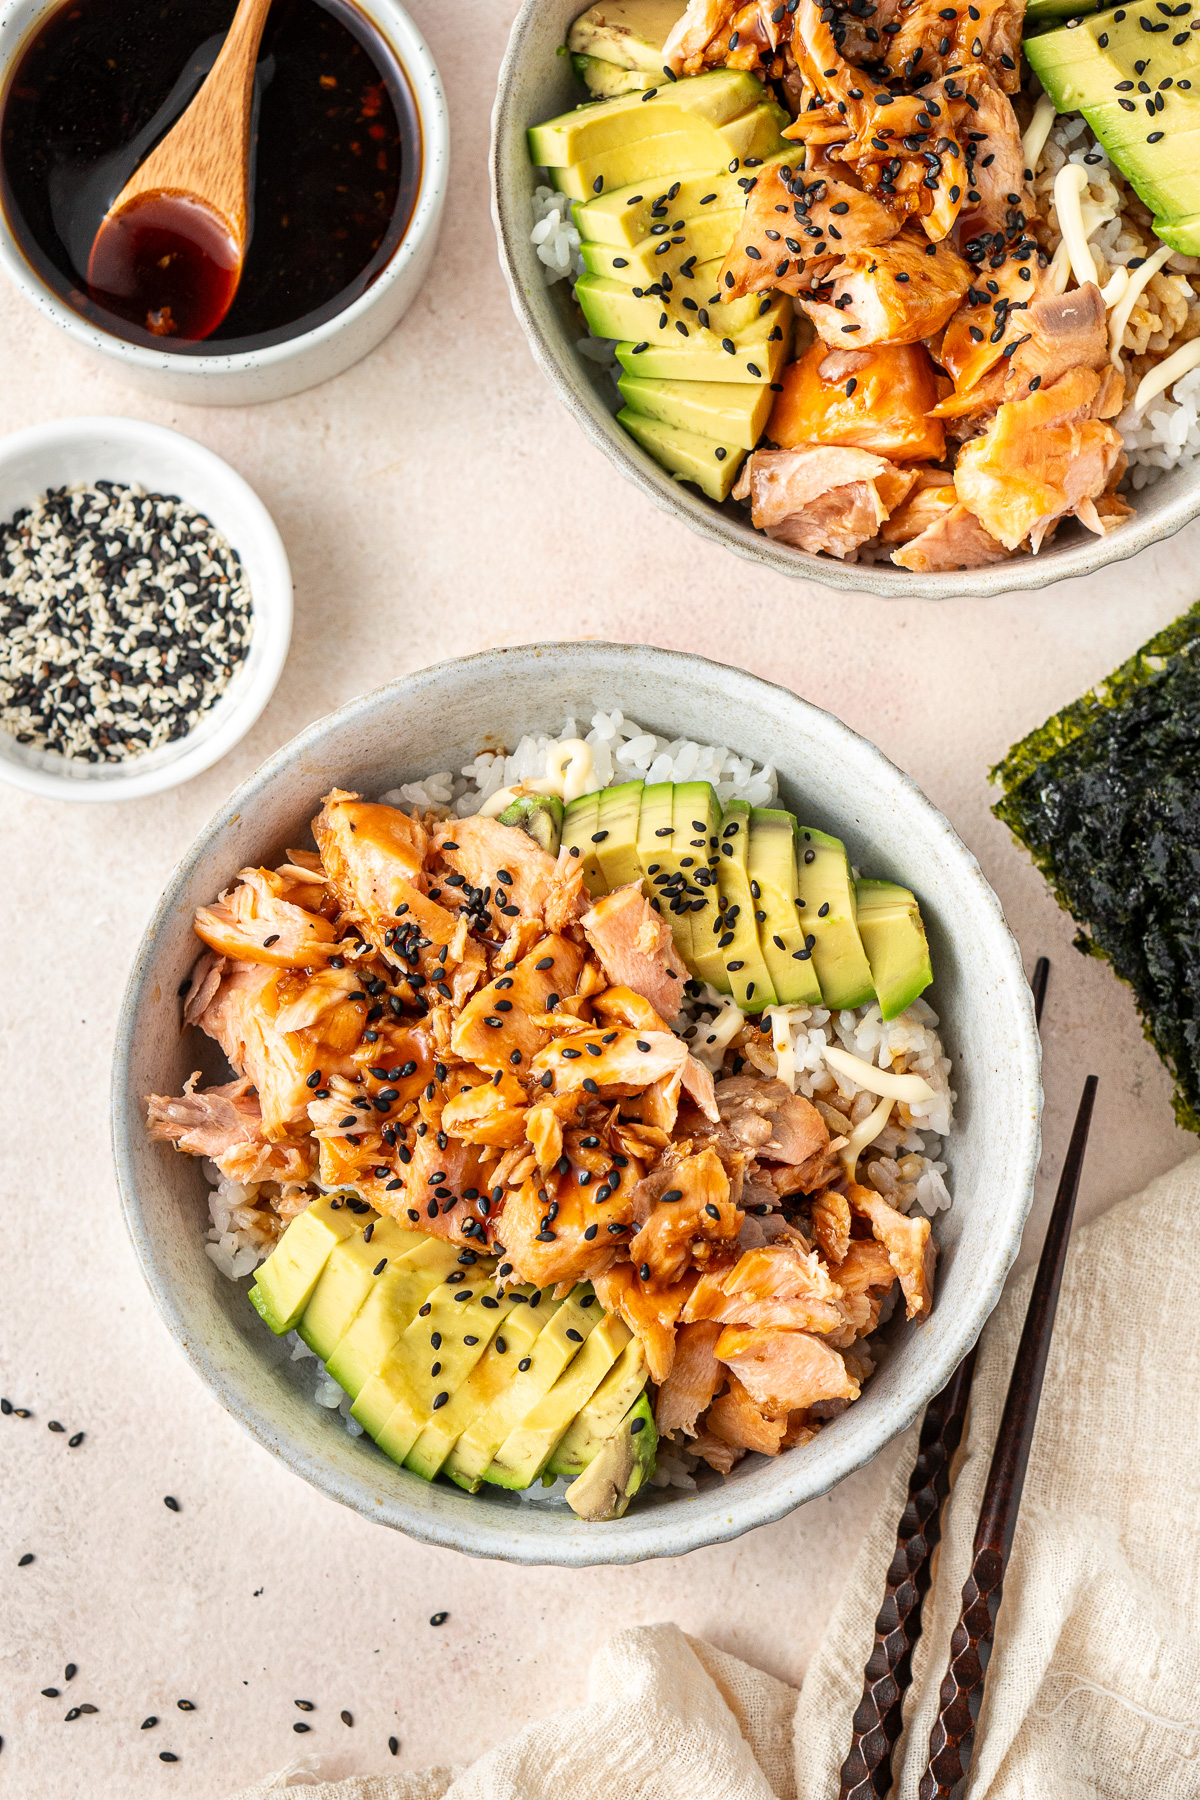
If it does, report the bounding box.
[838,957,1098,1800]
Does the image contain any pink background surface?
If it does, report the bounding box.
[1,1,1194,1791]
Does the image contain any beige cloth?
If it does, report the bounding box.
[230,1157,1200,1800]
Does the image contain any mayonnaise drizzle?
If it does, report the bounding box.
[1053,163,1100,292]
[840,1092,895,1184]
[1022,92,1057,177]
[476,737,595,819]
[822,1042,936,1103]
[1134,334,1200,414]
[1109,242,1173,371]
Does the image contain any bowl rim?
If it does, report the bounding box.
[0,0,449,379]
[487,0,1200,600]
[110,640,1043,1565]
[0,413,293,801]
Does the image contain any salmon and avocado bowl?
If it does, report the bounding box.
[513,0,1200,573]
[145,707,956,1523]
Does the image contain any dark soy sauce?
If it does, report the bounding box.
[87,193,243,342]
[1,0,421,353]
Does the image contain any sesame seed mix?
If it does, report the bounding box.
[0,481,252,763]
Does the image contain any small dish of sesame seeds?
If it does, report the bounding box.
[0,416,291,802]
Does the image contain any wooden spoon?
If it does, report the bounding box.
[86,0,273,342]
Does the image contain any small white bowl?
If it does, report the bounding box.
[0,415,292,801]
[0,0,448,406]
[112,642,1042,1565]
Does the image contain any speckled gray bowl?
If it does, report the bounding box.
[490,0,1199,597]
[111,642,1041,1565]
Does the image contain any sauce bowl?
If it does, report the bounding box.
[111,642,1042,1564]
[0,0,448,405]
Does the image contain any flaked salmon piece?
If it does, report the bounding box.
[581,884,688,1023]
[949,71,1033,241]
[313,790,462,974]
[880,0,1023,95]
[690,1430,745,1475]
[683,1241,852,1337]
[715,1324,861,1414]
[349,1019,437,1103]
[526,1102,563,1173]
[847,1181,935,1318]
[713,1076,830,1167]
[593,1263,696,1383]
[532,1027,717,1123]
[810,1187,852,1264]
[627,1147,740,1285]
[878,472,957,545]
[802,232,972,349]
[441,1073,528,1148]
[146,1076,316,1184]
[183,949,226,1027]
[891,500,1013,572]
[835,1235,898,1296]
[271,966,365,1036]
[718,163,898,302]
[663,0,784,75]
[591,986,671,1035]
[732,447,917,559]
[937,253,1047,404]
[1084,490,1135,535]
[451,934,586,1074]
[194,867,338,968]
[1004,284,1109,400]
[432,814,558,936]
[544,843,590,936]
[654,1319,724,1438]
[501,1152,643,1289]
[193,960,318,1138]
[939,278,1101,417]
[768,340,945,463]
[955,365,1125,552]
[707,1372,789,1453]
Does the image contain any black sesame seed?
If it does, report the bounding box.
[430,1612,449,1626]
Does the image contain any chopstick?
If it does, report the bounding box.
[917,1071,1098,1799]
[837,955,1051,1800]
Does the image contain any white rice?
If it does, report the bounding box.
[381,709,780,820]
[530,184,584,283]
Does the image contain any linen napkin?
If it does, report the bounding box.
[230,1155,1200,1800]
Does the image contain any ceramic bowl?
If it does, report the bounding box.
[0,0,448,406]
[490,0,1200,597]
[111,642,1042,1566]
[0,415,292,801]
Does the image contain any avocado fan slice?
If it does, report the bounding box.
[482,1313,632,1490]
[564,1390,658,1521]
[351,1267,503,1457]
[715,798,778,1012]
[855,879,933,1022]
[567,0,690,78]
[297,1215,425,1361]
[795,826,875,1011]
[637,780,695,960]
[562,792,606,897]
[670,780,729,993]
[323,1235,463,1397]
[249,1192,363,1336]
[498,792,563,855]
[748,809,823,1007]
[594,779,645,890]
[546,1336,649,1478]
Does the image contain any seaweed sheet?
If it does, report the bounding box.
[991,602,1200,1134]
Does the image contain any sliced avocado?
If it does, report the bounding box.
[564,1391,657,1520]
[567,0,686,75]
[620,409,745,502]
[716,799,778,1012]
[576,265,774,346]
[249,1193,362,1335]
[1025,11,1200,236]
[614,298,793,384]
[547,1337,648,1477]
[572,151,792,246]
[483,1313,631,1489]
[297,1216,423,1361]
[595,779,645,889]
[749,809,823,1006]
[637,781,693,959]
[323,1236,461,1397]
[795,827,875,1011]
[855,879,933,1022]
[498,792,563,855]
[442,1288,592,1491]
[579,208,742,284]
[527,69,763,169]
[548,101,788,201]
[357,1273,508,1466]
[573,53,657,98]
[404,1290,524,1480]
[562,792,607,897]
[618,372,774,450]
[671,779,729,993]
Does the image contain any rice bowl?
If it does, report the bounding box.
[111,643,1042,1563]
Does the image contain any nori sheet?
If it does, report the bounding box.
[991,602,1200,1134]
